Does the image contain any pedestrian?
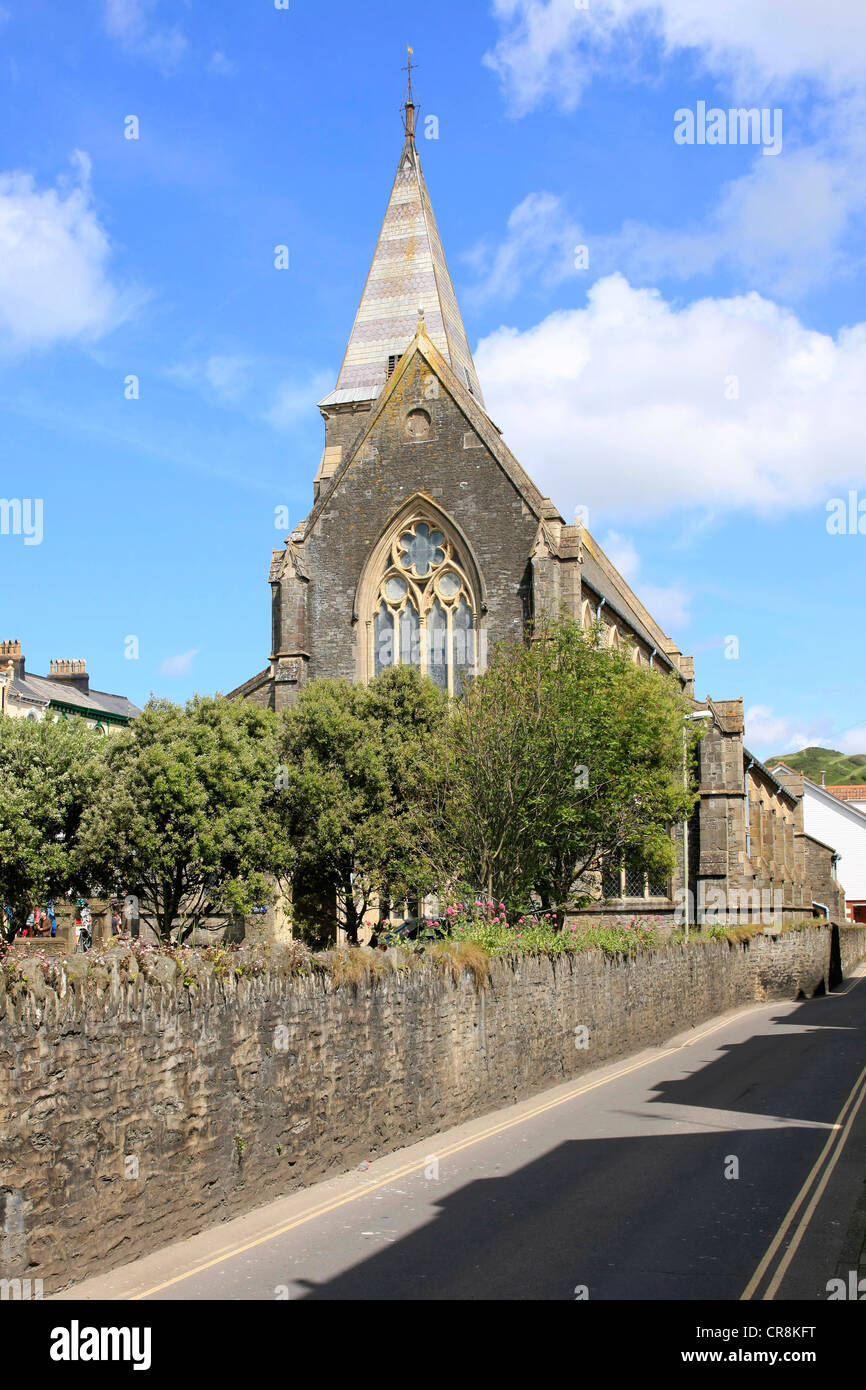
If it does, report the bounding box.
[75,899,92,953]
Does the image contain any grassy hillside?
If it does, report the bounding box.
[767,747,866,785]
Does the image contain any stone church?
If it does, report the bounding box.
[232,83,695,711]
[230,80,845,927]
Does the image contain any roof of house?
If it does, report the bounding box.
[771,764,866,829]
[9,672,140,721]
[827,784,866,801]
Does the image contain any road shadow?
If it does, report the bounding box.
[292,985,865,1300]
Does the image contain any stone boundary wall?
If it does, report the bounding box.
[1,924,864,1292]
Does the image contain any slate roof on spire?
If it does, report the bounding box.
[319,95,485,411]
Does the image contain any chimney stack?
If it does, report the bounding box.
[0,639,24,678]
[49,658,89,696]
[820,770,826,787]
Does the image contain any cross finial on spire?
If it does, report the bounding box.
[402,46,417,141]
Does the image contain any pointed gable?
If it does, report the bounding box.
[306,324,555,535]
[319,136,485,410]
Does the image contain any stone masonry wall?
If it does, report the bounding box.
[1,925,864,1292]
[300,355,538,684]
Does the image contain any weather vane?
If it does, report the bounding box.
[402,46,419,138]
[404,45,417,99]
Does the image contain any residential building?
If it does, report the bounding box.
[0,640,139,733]
[770,763,866,923]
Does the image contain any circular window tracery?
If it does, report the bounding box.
[397,522,445,577]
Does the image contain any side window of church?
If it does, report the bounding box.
[372,519,477,696]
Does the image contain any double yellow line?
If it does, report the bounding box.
[741,1057,866,1300]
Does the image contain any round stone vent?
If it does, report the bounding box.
[405,408,431,440]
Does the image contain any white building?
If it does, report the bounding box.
[771,763,866,922]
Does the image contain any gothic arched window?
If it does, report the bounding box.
[369,518,478,695]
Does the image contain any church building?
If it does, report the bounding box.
[230,76,845,929]
[230,78,695,713]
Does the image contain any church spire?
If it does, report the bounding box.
[319,58,486,411]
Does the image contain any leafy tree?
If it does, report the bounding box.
[0,715,106,940]
[76,696,286,941]
[436,615,701,921]
[275,666,448,943]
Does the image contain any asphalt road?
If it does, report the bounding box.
[62,968,866,1302]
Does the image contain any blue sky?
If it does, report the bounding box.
[1,0,864,757]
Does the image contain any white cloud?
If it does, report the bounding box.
[103,0,187,73]
[606,131,866,299]
[599,529,640,580]
[474,273,866,518]
[208,50,236,77]
[744,705,824,755]
[483,4,866,296]
[0,153,132,352]
[464,192,583,305]
[745,707,866,758]
[157,648,200,677]
[471,128,866,304]
[265,371,334,432]
[167,353,252,402]
[600,529,691,630]
[485,1,866,115]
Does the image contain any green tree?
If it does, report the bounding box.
[275,666,448,943]
[77,696,286,941]
[0,715,106,940]
[437,615,701,921]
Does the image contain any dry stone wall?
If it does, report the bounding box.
[1,924,863,1292]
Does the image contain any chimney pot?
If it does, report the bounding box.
[0,640,24,677]
[49,658,89,695]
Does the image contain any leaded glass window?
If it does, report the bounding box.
[369,517,479,696]
[427,598,448,690]
[602,864,622,899]
[399,523,446,577]
[374,603,394,677]
[624,865,646,898]
[452,595,474,697]
[399,600,421,668]
[602,862,669,901]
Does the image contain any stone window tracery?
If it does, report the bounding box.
[371,517,478,695]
